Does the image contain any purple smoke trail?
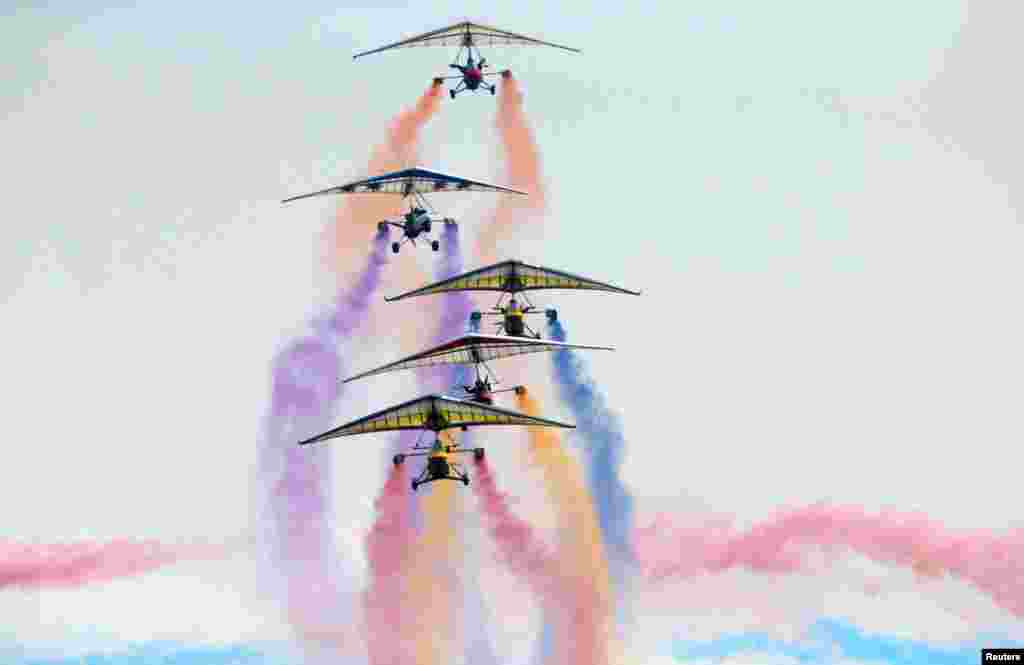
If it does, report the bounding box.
[260,230,388,659]
[420,223,475,394]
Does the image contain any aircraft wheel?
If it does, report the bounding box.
[490,86,495,96]
[411,481,418,492]
[450,89,456,100]
[393,454,404,466]
[391,242,400,254]
[431,240,440,251]
[514,386,525,395]
[460,425,468,432]
[423,220,431,233]
[474,448,485,461]
[463,477,470,486]
[545,309,558,321]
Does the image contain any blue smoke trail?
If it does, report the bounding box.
[671,618,999,665]
[547,317,635,585]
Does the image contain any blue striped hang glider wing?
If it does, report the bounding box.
[282,167,527,204]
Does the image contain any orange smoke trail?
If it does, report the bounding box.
[408,437,461,665]
[331,84,443,255]
[325,84,444,350]
[476,74,547,265]
[516,392,613,665]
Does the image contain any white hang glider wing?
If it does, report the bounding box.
[344,334,614,383]
[385,259,642,300]
[282,167,527,204]
[353,20,581,59]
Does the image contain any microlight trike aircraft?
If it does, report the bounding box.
[385,259,641,338]
[352,20,581,99]
[297,394,573,491]
[281,168,526,254]
[342,334,614,405]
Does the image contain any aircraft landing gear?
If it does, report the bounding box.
[462,476,470,486]
[393,454,405,466]
[431,240,440,251]
[473,448,485,461]
[411,480,418,492]
[490,86,495,95]
[391,242,400,254]
[450,89,456,100]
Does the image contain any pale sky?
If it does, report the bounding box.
[3,0,1023,660]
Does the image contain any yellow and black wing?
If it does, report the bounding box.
[298,394,573,446]
[385,260,641,300]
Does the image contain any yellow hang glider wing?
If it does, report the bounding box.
[298,394,573,446]
[385,259,641,300]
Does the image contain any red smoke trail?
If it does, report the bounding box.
[0,538,223,589]
[363,464,417,665]
[634,504,1024,617]
[472,459,562,605]
[476,74,547,265]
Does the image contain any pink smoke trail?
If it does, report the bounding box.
[476,74,547,265]
[472,459,562,605]
[363,464,417,665]
[0,538,223,590]
[634,504,1024,617]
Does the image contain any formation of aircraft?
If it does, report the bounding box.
[299,394,573,491]
[282,168,525,254]
[352,20,580,99]
[288,24,641,491]
[342,333,614,405]
[385,259,641,339]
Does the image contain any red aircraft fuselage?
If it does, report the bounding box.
[464,68,482,87]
